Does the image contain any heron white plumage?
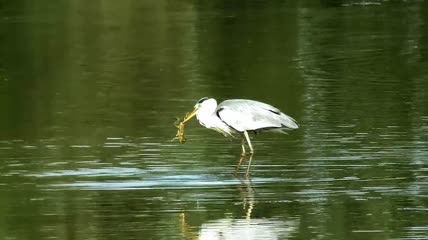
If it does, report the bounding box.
[182,97,299,176]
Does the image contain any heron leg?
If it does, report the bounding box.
[243,131,254,177]
[235,154,246,175]
[246,154,253,177]
[243,131,254,154]
[241,138,246,156]
[235,137,248,175]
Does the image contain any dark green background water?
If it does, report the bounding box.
[1,1,427,239]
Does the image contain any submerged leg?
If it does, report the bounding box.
[243,131,254,177]
[235,137,248,175]
[235,154,246,175]
[246,154,253,177]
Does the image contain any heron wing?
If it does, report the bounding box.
[216,99,299,132]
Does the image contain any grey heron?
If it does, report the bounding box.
[182,97,299,176]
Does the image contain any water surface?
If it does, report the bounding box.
[1,1,427,239]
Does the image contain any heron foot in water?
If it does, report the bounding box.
[234,153,254,177]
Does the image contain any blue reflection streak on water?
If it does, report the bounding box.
[30,167,146,177]
[33,168,284,190]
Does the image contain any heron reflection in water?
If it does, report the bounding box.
[182,97,299,176]
[179,178,299,240]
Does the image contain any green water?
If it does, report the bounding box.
[1,1,427,239]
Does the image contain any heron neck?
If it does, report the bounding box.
[196,107,219,128]
[196,106,233,136]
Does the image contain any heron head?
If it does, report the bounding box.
[183,97,216,123]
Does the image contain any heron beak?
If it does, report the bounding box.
[182,107,198,124]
